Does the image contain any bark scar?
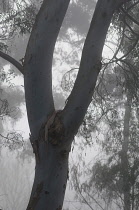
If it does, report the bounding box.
[45,110,64,145]
[44,111,59,141]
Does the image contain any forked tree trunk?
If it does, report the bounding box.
[23,0,131,209]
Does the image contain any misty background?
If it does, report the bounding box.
[1,0,139,210]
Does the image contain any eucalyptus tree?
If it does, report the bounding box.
[0,0,37,151]
[71,3,139,209]
[0,0,132,209]
[91,4,139,209]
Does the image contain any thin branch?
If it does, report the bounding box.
[0,51,24,74]
[86,191,105,210]
[125,20,139,36]
[121,7,139,26]
[118,36,139,60]
[127,0,139,11]
[113,23,126,60]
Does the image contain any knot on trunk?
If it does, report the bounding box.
[48,110,65,146]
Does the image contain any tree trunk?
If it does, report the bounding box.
[23,0,131,209]
[121,92,132,210]
[26,141,69,210]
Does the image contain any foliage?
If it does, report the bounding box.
[69,1,139,210]
[0,0,139,209]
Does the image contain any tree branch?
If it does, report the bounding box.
[121,7,139,26]
[0,51,24,74]
[24,0,70,137]
[62,0,131,138]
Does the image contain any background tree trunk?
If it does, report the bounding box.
[121,91,132,210]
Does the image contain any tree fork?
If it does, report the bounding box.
[23,0,132,209]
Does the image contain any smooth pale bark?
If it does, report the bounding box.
[24,0,132,209]
[121,92,132,210]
